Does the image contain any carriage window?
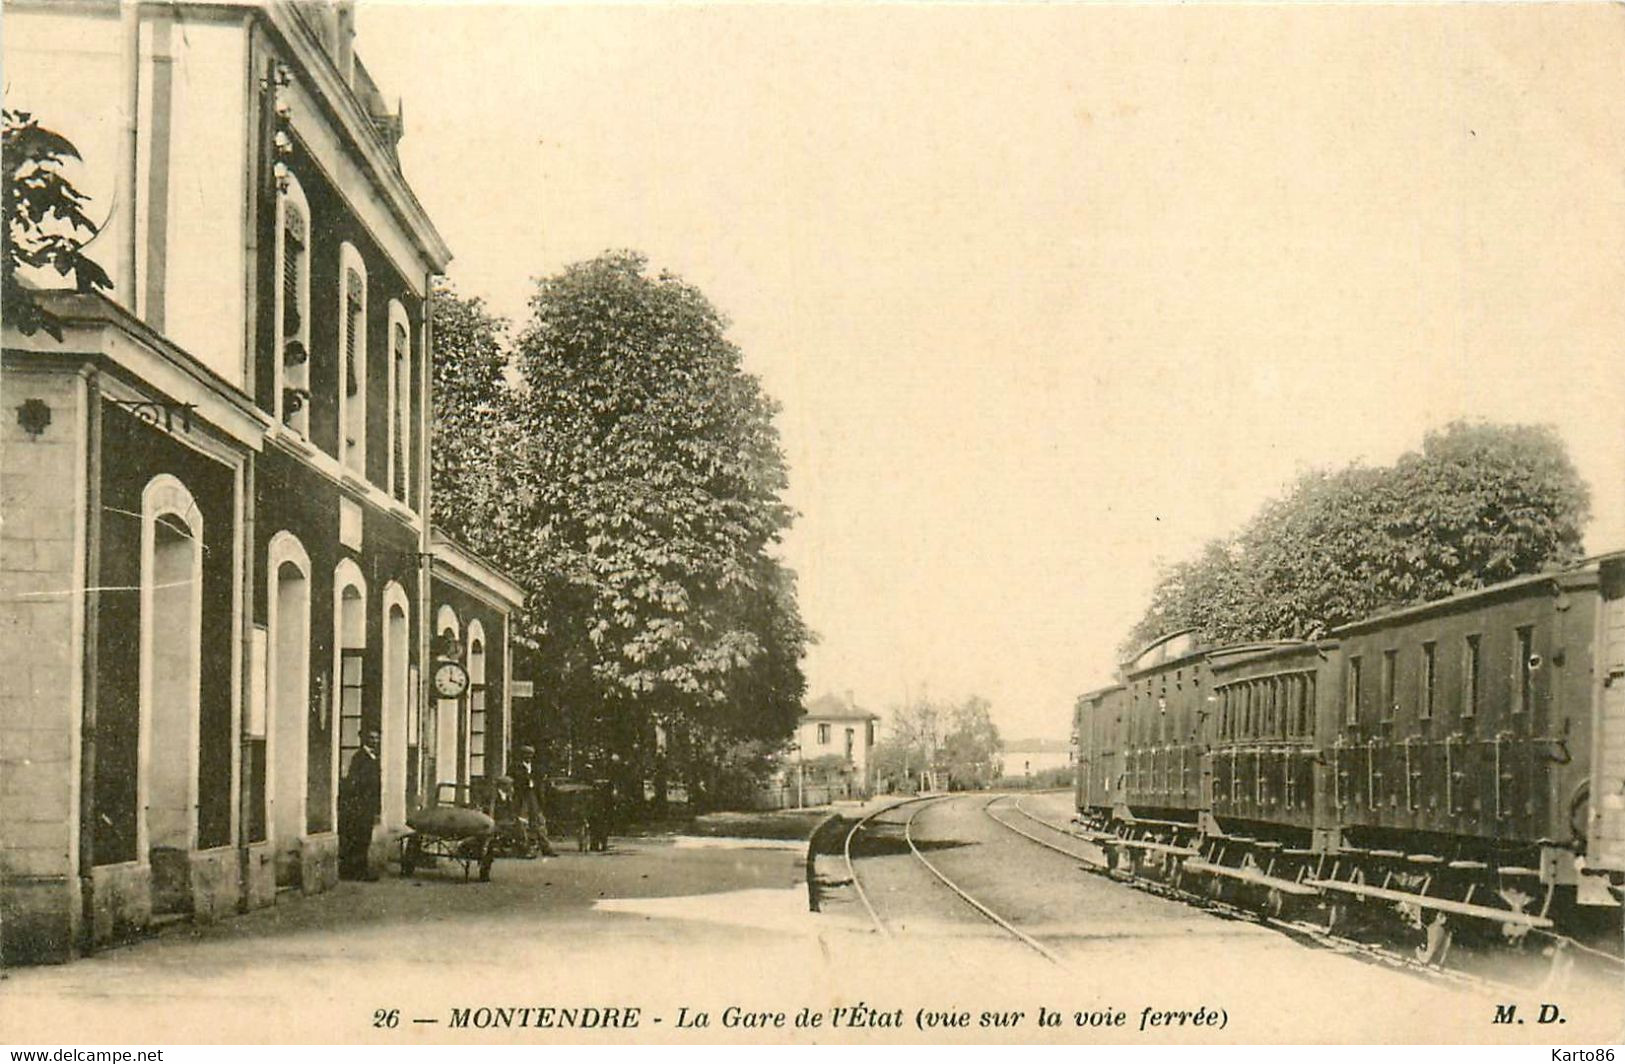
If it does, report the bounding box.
[1462,635,1480,717]
[1381,649,1397,720]
[1346,657,1362,725]
[1513,626,1534,714]
[1420,642,1436,719]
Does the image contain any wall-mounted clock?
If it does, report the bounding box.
[433,660,470,698]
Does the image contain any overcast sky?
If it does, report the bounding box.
[358,2,1625,742]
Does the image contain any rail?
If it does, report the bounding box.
[842,793,1063,965]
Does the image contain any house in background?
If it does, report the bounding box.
[791,692,879,799]
[1000,737,1074,779]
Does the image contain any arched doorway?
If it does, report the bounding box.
[381,583,410,831]
[266,532,310,887]
[138,475,203,915]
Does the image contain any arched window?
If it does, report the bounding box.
[275,174,311,434]
[320,559,367,834]
[466,620,488,781]
[337,243,367,474]
[387,300,411,502]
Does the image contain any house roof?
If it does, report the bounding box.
[802,693,880,722]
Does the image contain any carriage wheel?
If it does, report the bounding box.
[1415,912,1453,967]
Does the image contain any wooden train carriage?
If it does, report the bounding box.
[1208,641,1336,847]
[1590,553,1625,875]
[1328,560,1610,876]
[1074,684,1124,818]
[1118,630,1210,822]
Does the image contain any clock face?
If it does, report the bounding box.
[433,661,469,698]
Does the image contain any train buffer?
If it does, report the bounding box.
[1182,857,1319,896]
[1302,877,1555,927]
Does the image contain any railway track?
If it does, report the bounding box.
[842,795,1065,966]
[983,793,1622,997]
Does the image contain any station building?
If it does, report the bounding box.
[1,0,522,963]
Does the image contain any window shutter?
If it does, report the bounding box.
[393,322,408,498]
[345,270,362,398]
[282,206,305,337]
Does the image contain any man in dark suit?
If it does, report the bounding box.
[339,727,381,880]
[510,744,557,857]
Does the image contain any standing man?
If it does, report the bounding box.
[339,727,382,880]
[510,744,557,857]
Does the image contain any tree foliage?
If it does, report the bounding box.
[431,252,810,807]
[874,694,1002,790]
[3,110,113,339]
[428,281,512,550]
[1121,421,1591,657]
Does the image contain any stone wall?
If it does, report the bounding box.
[0,364,85,963]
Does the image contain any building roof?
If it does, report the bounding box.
[802,693,880,722]
[431,528,526,609]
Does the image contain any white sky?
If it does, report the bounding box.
[358,2,1625,742]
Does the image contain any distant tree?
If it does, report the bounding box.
[3,110,113,339]
[877,694,1000,790]
[1121,421,1591,655]
[939,695,1001,789]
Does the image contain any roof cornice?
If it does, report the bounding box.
[258,1,452,272]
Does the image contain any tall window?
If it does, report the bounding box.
[817,723,830,745]
[1514,626,1535,714]
[1420,642,1436,719]
[322,563,366,834]
[387,301,411,502]
[1462,635,1481,718]
[845,727,855,762]
[338,244,367,474]
[275,176,311,434]
[338,647,365,772]
[467,634,487,779]
[1345,657,1362,726]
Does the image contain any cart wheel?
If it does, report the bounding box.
[400,836,419,877]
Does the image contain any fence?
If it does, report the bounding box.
[749,780,866,810]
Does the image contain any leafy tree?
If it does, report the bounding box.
[874,693,1000,790]
[3,110,113,339]
[1122,421,1591,656]
[428,281,513,551]
[432,251,809,810]
[939,695,1001,789]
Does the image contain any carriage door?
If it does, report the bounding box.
[1591,566,1625,871]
